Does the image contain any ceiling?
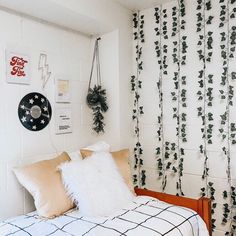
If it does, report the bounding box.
[113,0,173,11]
[0,0,111,36]
[0,0,173,36]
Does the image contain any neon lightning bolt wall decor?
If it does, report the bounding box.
[38,53,51,89]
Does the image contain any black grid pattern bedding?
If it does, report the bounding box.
[0,196,209,236]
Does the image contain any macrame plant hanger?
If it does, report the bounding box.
[87,38,108,134]
[88,38,101,92]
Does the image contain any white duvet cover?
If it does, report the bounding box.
[0,196,209,236]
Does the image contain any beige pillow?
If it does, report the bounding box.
[13,152,74,218]
[80,149,134,192]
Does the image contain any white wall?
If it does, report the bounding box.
[99,30,120,147]
[133,0,236,235]
[0,0,133,220]
[0,9,92,220]
[50,0,134,148]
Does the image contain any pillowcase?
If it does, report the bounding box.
[82,141,110,152]
[68,151,83,161]
[80,149,134,192]
[66,141,110,161]
[59,152,134,217]
[13,152,74,218]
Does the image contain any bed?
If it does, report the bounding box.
[0,188,211,236]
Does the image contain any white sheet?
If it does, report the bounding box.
[0,196,209,236]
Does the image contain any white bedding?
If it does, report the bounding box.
[0,196,209,236]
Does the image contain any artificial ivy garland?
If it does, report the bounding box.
[196,0,217,230]
[154,6,169,192]
[170,0,187,196]
[131,0,236,234]
[87,38,108,134]
[131,11,146,187]
[218,0,236,234]
[87,85,108,133]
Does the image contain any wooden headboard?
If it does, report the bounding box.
[135,188,212,236]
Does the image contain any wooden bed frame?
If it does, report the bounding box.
[135,188,212,236]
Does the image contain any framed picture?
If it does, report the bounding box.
[55,79,70,103]
[55,107,72,134]
[6,50,30,85]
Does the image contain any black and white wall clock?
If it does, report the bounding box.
[18,92,52,131]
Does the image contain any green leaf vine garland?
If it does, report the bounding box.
[131,11,146,188]
[154,6,169,192]
[170,0,187,196]
[218,0,236,234]
[87,85,108,133]
[196,0,216,230]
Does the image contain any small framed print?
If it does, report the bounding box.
[6,50,30,85]
[55,107,72,134]
[55,79,70,103]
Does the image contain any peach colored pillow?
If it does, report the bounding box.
[80,149,134,192]
[13,152,74,218]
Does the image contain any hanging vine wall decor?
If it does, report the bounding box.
[131,1,236,234]
[195,0,217,230]
[154,6,169,192]
[131,11,146,188]
[170,0,187,196]
[218,0,236,234]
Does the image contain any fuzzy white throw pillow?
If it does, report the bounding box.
[59,152,134,217]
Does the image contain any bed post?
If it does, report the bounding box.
[135,188,212,235]
[198,197,212,236]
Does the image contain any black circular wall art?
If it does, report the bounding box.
[18,92,52,131]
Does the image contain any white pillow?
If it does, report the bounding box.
[82,141,110,152]
[59,152,134,217]
[68,151,82,161]
[67,141,110,161]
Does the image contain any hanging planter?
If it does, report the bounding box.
[87,38,108,134]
